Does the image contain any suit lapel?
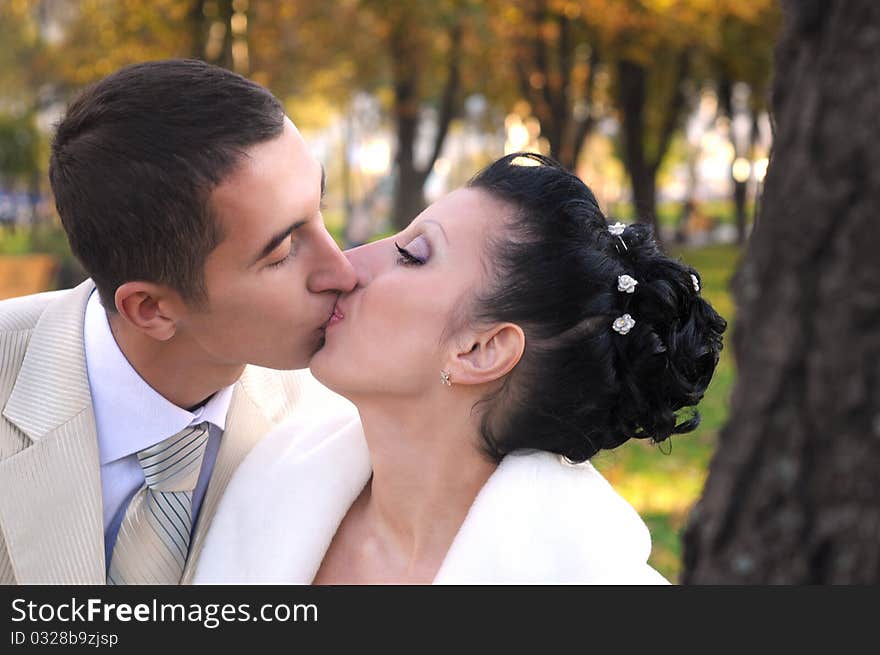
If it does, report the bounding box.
[0,280,105,584]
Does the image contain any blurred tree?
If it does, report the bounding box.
[247,1,375,101]
[0,114,40,193]
[0,0,62,221]
[619,1,778,237]
[48,0,196,85]
[3,0,781,240]
[597,1,706,234]
[382,2,464,229]
[191,0,235,69]
[712,2,779,244]
[250,0,479,231]
[486,0,605,170]
[488,1,778,236]
[350,0,483,230]
[683,0,880,583]
[0,0,47,104]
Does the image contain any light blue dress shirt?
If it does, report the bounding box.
[82,290,234,567]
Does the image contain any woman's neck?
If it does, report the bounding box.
[354,395,498,579]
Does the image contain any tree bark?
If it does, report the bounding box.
[682,0,880,584]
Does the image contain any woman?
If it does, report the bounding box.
[194,153,726,584]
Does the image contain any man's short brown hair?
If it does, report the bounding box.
[49,59,285,310]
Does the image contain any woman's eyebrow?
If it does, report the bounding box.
[418,219,449,244]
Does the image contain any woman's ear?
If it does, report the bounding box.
[113,282,183,341]
[451,323,525,386]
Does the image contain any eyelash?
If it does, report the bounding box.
[267,251,293,269]
[395,242,425,266]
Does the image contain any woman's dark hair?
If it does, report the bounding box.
[467,152,727,463]
[49,59,285,310]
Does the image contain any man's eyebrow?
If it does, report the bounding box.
[252,167,323,266]
[253,221,305,265]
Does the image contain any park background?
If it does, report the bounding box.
[0,0,780,582]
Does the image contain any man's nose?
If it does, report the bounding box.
[307,228,358,294]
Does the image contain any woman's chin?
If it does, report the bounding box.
[309,348,345,393]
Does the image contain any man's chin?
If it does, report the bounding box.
[247,343,318,372]
[275,330,328,371]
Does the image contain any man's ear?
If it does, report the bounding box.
[451,323,525,386]
[113,282,184,341]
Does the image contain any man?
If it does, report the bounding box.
[0,59,357,584]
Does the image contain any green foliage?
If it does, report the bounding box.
[0,223,84,291]
[0,226,32,255]
[0,223,73,258]
[0,114,40,180]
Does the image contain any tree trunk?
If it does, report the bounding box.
[389,21,461,230]
[189,0,208,59]
[392,92,426,230]
[390,55,428,231]
[617,55,688,236]
[392,171,427,233]
[718,75,750,246]
[514,2,598,172]
[630,164,656,227]
[733,179,747,244]
[682,0,880,584]
[217,0,234,71]
[617,60,654,225]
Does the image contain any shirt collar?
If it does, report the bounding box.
[83,290,234,465]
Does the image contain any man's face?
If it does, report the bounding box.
[178,117,356,370]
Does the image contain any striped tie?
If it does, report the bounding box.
[107,422,210,585]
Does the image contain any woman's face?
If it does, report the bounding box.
[310,188,505,399]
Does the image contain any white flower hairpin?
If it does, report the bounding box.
[608,222,628,251]
[617,274,638,294]
[612,313,636,335]
[691,274,700,293]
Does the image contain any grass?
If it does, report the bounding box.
[591,243,740,583]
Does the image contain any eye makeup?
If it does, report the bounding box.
[394,233,431,266]
[395,241,426,266]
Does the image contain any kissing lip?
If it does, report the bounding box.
[326,299,345,328]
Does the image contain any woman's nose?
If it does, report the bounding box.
[343,238,388,287]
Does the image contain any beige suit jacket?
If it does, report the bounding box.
[0,279,311,584]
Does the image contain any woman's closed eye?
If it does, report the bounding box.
[395,235,430,266]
